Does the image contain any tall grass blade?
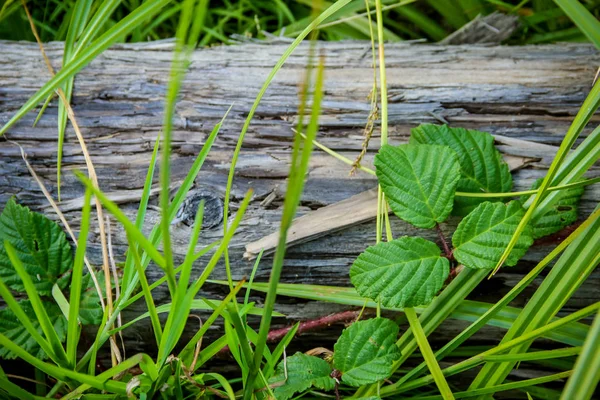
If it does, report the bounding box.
[66,187,92,366]
[244,56,325,399]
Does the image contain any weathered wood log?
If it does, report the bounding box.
[1,40,599,371]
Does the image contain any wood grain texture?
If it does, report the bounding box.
[0,40,599,367]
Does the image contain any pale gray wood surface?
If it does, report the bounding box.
[0,41,599,370]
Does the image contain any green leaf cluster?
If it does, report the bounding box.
[356,124,586,308]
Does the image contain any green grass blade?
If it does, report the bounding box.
[482,346,581,363]
[66,187,92,366]
[121,133,160,290]
[261,322,300,379]
[69,0,120,59]
[405,307,455,400]
[245,57,325,399]
[554,0,600,49]
[56,0,93,201]
[117,109,226,310]
[413,371,572,400]
[0,376,37,400]
[222,0,352,226]
[0,0,171,136]
[3,241,69,366]
[127,232,163,346]
[159,0,205,299]
[560,309,600,400]
[157,201,205,366]
[155,189,252,366]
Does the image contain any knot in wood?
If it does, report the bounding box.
[173,189,223,229]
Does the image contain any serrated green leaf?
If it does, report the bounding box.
[522,178,584,239]
[375,144,461,228]
[0,199,72,296]
[0,300,67,360]
[269,353,335,400]
[79,272,104,325]
[410,124,513,216]
[333,318,401,386]
[350,237,449,308]
[453,201,534,269]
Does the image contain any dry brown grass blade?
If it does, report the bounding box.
[21,0,120,365]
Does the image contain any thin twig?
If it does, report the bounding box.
[21,0,119,365]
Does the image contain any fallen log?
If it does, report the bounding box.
[0,40,599,368]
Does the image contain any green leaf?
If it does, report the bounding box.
[410,124,513,216]
[269,353,335,400]
[79,272,104,325]
[375,144,461,228]
[0,300,67,360]
[333,318,401,386]
[453,201,534,269]
[350,237,450,308]
[0,199,72,296]
[522,178,584,239]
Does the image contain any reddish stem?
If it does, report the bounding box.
[216,310,361,357]
[436,223,453,259]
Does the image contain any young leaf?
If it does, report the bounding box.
[375,144,460,228]
[333,318,401,386]
[0,199,72,295]
[269,353,335,400]
[453,201,534,269]
[350,237,450,308]
[0,300,67,360]
[521,178,584,239]
[410,124,512,216]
